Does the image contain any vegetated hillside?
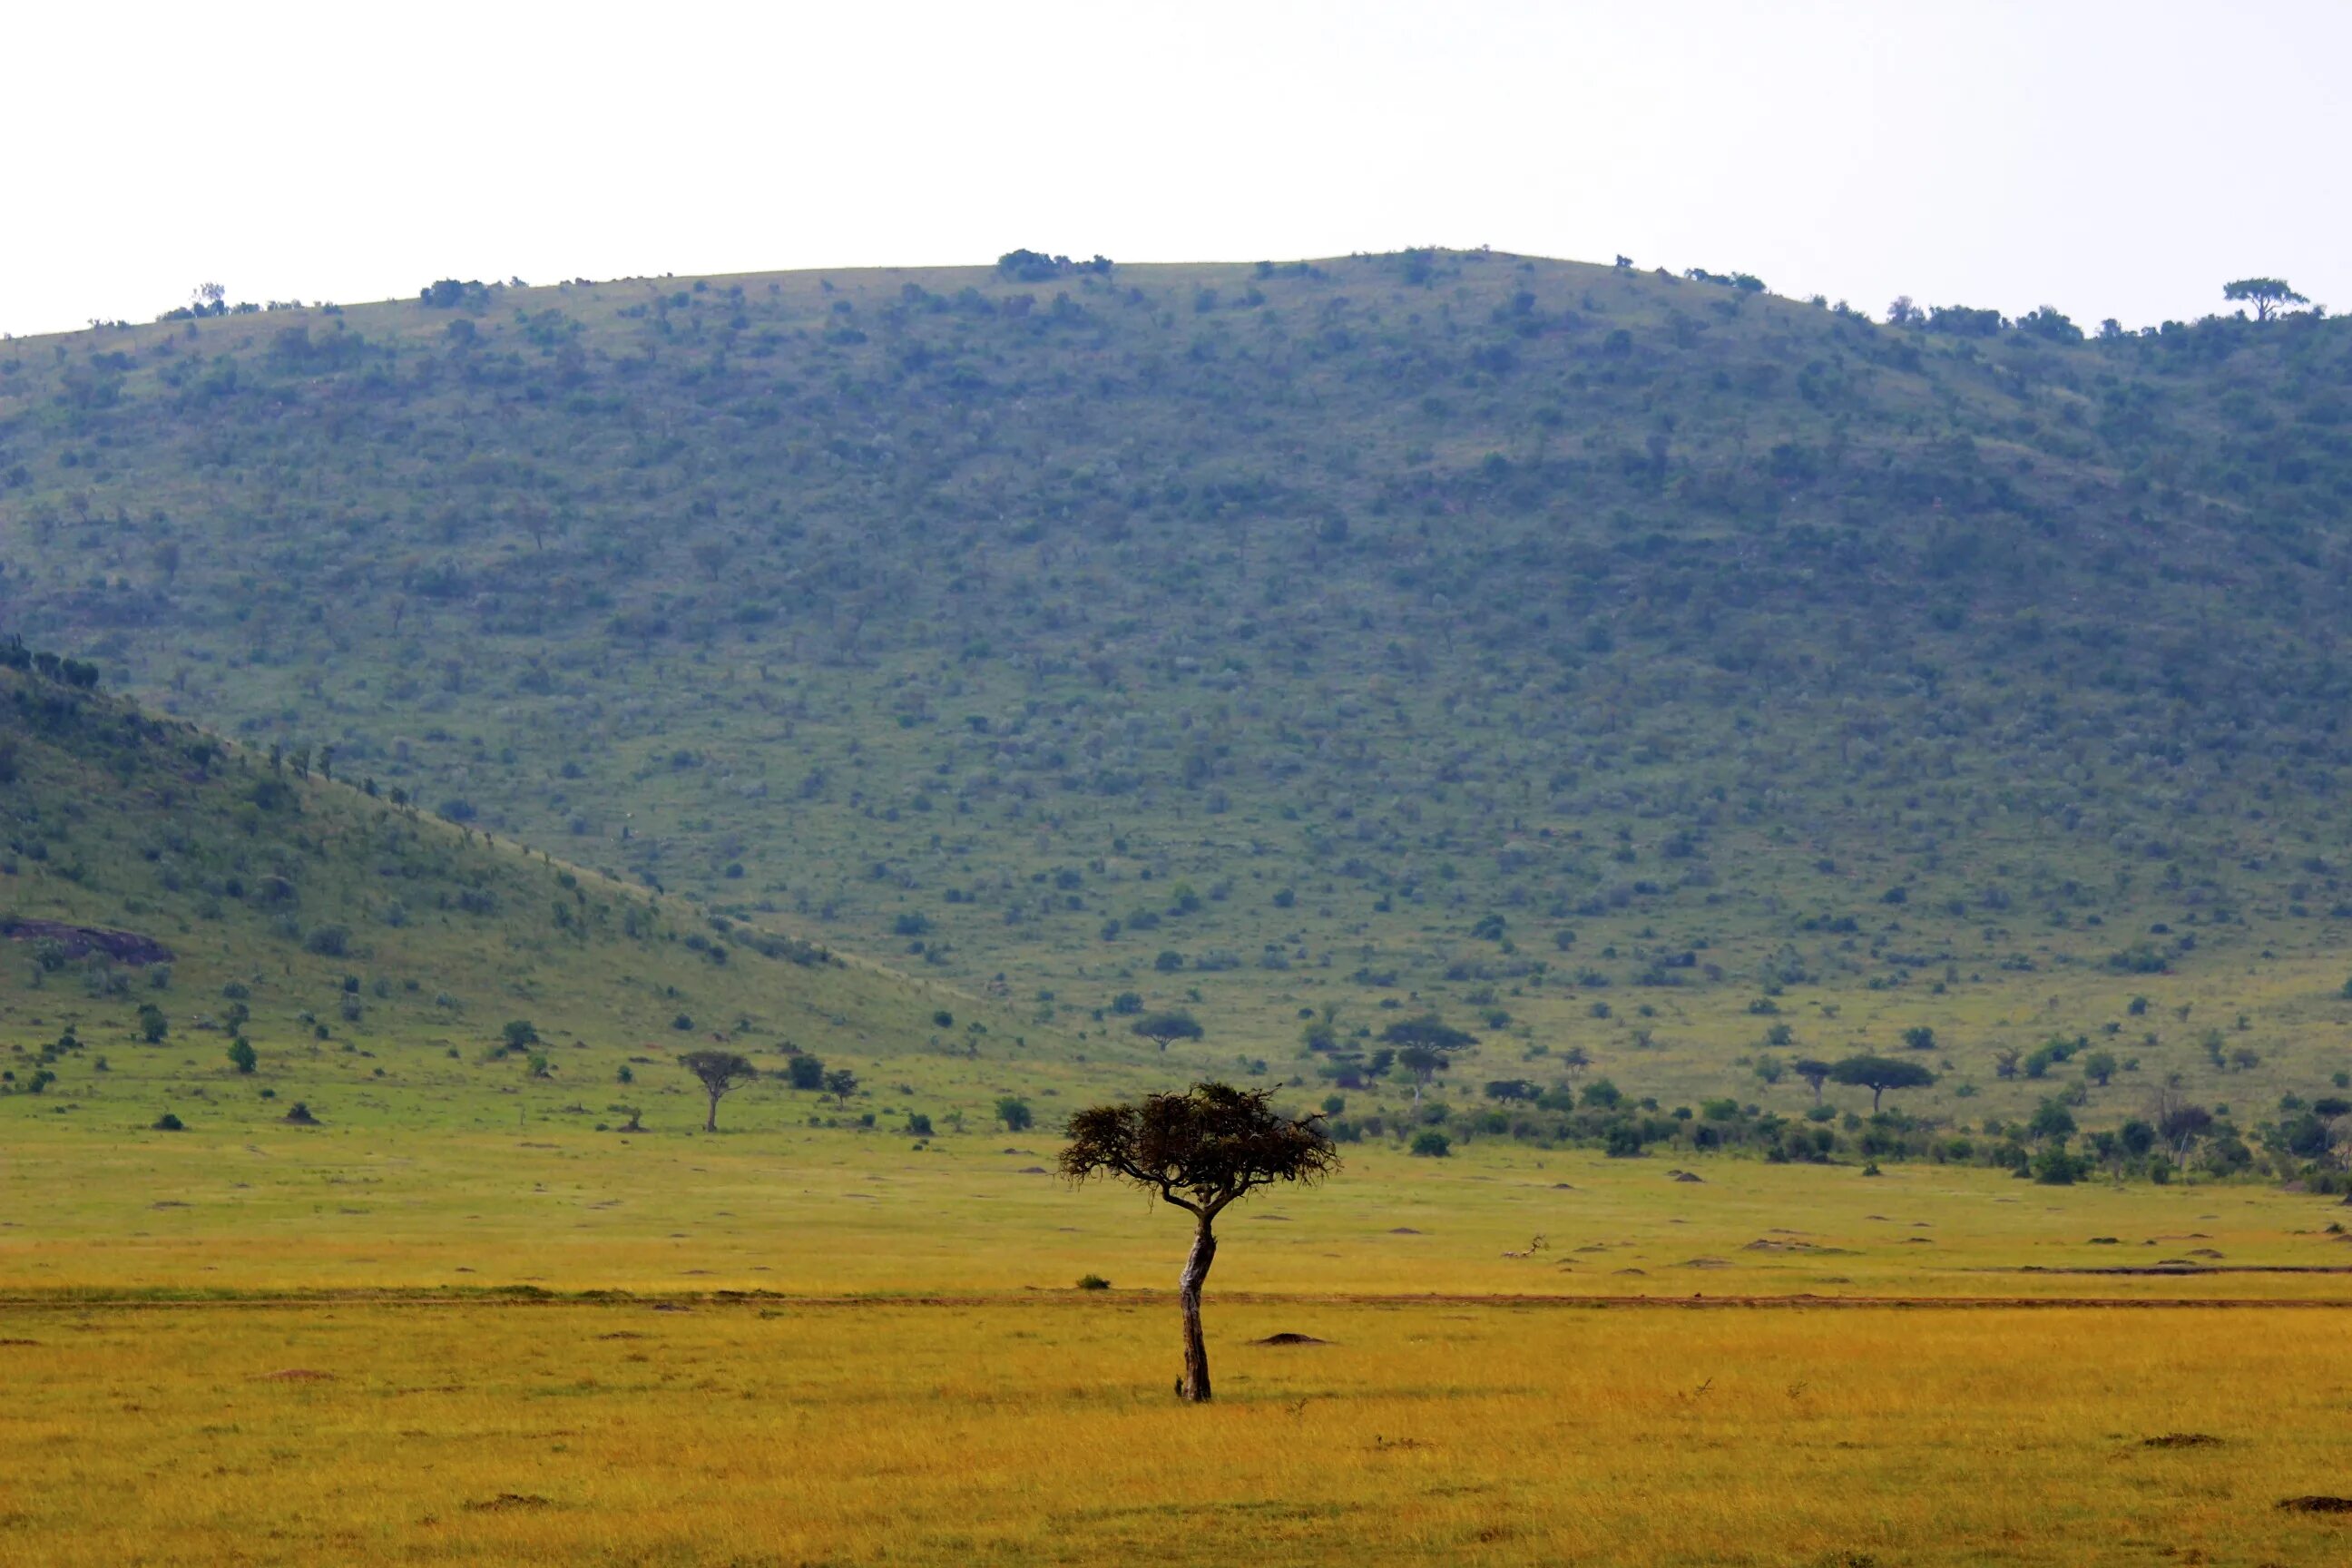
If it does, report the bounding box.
[0,642,1065,1134]
[4,250,2352,1140]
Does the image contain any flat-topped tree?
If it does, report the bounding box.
[2222,277,2309,321]
[1382,1014,1475,1102]
[1060,1082,1338,1403]
[1130,1010,1203,1053]
[680,1049,756,1132]
[1828,1054,1935,1112]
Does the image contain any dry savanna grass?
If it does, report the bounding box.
[8,1126,2352,1563]
[5,1298,2352,1565]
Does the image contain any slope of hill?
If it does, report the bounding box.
[4,250,2351,1135]
[0,645,1093,1138]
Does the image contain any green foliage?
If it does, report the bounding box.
[1130,1011,1203,1051]
[226,1038,257,1074]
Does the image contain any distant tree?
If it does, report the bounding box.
[137,1004,169,1044]
[1792,1057,1833,1102]
[823,1067,860,1106]
[1885,295,1923,327]
[2014,305,2083,343]
[502,1019,540,1052]
[1992,1047,2022,1081]
[2151,1089,2213,1168]
[1396,1044,1452,1102]
[2082,1050,2117,1087]
[1559,1045,1592,1078]
[1828,1054,1935,1112]
[680,1049,756,1132]
[1901,1025,1936,1052]
[1483,1079,1538,1102]
[995,1096,1034,1132]
[226,1038,257,1074]
[1381,1014,1475,1102]
[787,1054,825,1091]
[2026,1098,2077,1142]
[1131,1010,1203,1052]
[2222,278,2308,321]
[1410,1130,1453,1158]
[1382,1014,1476,1054]
[1060,1082,1338,1402]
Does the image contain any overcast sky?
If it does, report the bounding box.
[5,0,2341,338]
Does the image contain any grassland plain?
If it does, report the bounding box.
[9,1136,2352,1564]
[7,1294,2352,1564]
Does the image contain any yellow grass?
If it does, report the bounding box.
[5,1298,2350,1565]
[6,1120,2352,1300]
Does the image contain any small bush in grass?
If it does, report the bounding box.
[1077,1274,1112,1290]
[1410,1130,1452,1158]
[152,1112,184,1132]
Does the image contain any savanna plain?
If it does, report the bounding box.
[7,1127,2352,1565]
[12,248,2352,1563]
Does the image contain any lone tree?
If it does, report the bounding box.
[1828,1054,1936,1112]
[1791,1057,1833,1102]
[680,1049,756,1132]
[1381,1014,1476,1102]
[2222,278,2308,321]
[1060,1082,1338,1403]
[1131,1010,1203,1052]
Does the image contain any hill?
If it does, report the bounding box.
[5,250,2352,1147]
[0,642,1091,1138]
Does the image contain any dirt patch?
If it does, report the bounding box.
[1668,1171,1705,1183]
[2278,1496,2352,1514]
[258,1368,334,1382]
[0,1338,39,1348]
[596,1332,647,1341]
[1387,1227,1423,1235]
[2141,1433,2221,1448]
[464,1494,555,1513]
[1743,1240,1855,1256]
[1250,1332,1329,1346]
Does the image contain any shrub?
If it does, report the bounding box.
[1409,1130,1452,1158]
[226,1039,257,1074]
[152,1112,184,1132]
[1076,1273,1112,1290]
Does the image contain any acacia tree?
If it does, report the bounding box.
[1828,1054,1936,1112]
[2222,278,2308,321]
[680,1049,756,1132]
[1060,1082,1338,1403]
[1382,1014,1475,1103]
[1131,1010,1204,1052]
[1791,1057,1833,1102]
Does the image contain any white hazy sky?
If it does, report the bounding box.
[4,0,2342,338]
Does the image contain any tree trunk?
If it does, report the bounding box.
[704,1092,720,1133]
[1177,1217,1217,1402]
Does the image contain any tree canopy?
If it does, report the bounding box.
[1130,1010,1204,1052]
[1828,1054,1936,1111]
[2222,277,2309,321]
[679,1049,757,1132]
